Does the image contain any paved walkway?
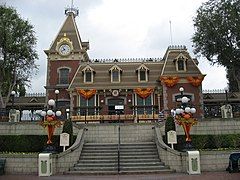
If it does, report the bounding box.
[0,172,240,180]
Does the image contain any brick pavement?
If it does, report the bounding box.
[0,172,240,180]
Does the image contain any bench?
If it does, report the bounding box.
[0,158,6,175]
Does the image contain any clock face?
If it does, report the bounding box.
[59,44,71,56]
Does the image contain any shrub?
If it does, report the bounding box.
[62,119,74,148]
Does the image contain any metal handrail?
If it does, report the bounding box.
[117,113,121,173]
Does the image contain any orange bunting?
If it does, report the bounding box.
[134,88,154,99]
[186,76,204,87]
[160,76,179,87]
[76,88,96,99]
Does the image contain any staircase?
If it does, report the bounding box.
[67,142,173,174]
[120,142,172,173]
[69,143,118,174]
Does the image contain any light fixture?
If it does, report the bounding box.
[48,99,55,106]
[55,89,59,94]
[179,87,184,92]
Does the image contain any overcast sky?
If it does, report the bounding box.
[1,0,227,93]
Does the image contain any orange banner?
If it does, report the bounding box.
[76,88,96,99]
[160,76,179,87]
[186,76,204,87]
[134,88,154,99]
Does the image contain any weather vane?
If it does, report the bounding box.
[65,0,79,17]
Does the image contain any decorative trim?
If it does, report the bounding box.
[134,88,154,99]
[112,90,119,97]
[160,76,179,87]
[186,76,204,87]
[76,88,96,99]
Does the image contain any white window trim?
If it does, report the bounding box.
[137,64,149,82]
[175,53,187,72]
[82,65,94,84]
[109,65,122,83]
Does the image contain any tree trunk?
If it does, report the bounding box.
[232,66,240,92]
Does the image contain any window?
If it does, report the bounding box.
[140,69,146,81]
[175,54,187,72]
[136,95,152,114]
[112,70,119,82]
[109,65,122,83]
[59,68,69,84]
[137,64,149,82]
[79,95,96,115]
[85,70,92,83]
[82,65,94,83]
[177,57,185,71]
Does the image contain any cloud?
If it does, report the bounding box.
[2,0,227,93]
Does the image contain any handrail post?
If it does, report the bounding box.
[118,110,120,173]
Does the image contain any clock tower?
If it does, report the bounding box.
[44,7,89,111]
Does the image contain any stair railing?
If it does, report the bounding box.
[117,112,121,173]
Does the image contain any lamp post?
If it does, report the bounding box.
[173,87,198,150]
[11,90,16,109]
[40,99,62,153]
[54,89,59,110]
[224,87,229,106]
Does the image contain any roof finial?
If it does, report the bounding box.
[65,0,79,17]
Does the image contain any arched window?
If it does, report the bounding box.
[136,64,149,82]
[109,65,122,83]
[175,54,187,72]
[82,65,95,83]
[59,68,70,84]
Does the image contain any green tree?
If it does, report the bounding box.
[0,5,38,108]
[192,0,240,91]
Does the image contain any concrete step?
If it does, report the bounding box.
[82,149,118,153]
[81,152,118,156]
[120,165,169,171]
[120,158,161,163]
[64,170,118,175]
[120,151,158,155]
[80,155,117,160]
[72,166,117,171]
[78,159,117,163]
[120,154,159,159]
[120,161,164,167]
[119,169,174,174]
[75,162,118,167]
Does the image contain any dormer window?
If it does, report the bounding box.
[175,54,187,72]
[82,65,95,83]
[109,65,122,83]
[136,64,149,82]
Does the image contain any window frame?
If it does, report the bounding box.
[175,54,187,72]
[58,67,70,85]
[109,65,122,83]
[137,64,149,82]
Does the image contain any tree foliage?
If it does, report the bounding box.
[0,5,38,108]
[192,0,240,91]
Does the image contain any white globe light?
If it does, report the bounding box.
[181,96,189,103]
[48,99,55,106]
[47,110,53,116]
[55,89,59,94]
[56,110,62,116]
[175,108,181,114]
[180,109,184,113]
[185,107,191,113]
[41,111,46,117]
[179,87,184,92]
[11,90,16,96]
[190,108,196,114]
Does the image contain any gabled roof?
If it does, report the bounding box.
[68,59,163,90]
[161,45,204,77]
[47,13,83,52]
